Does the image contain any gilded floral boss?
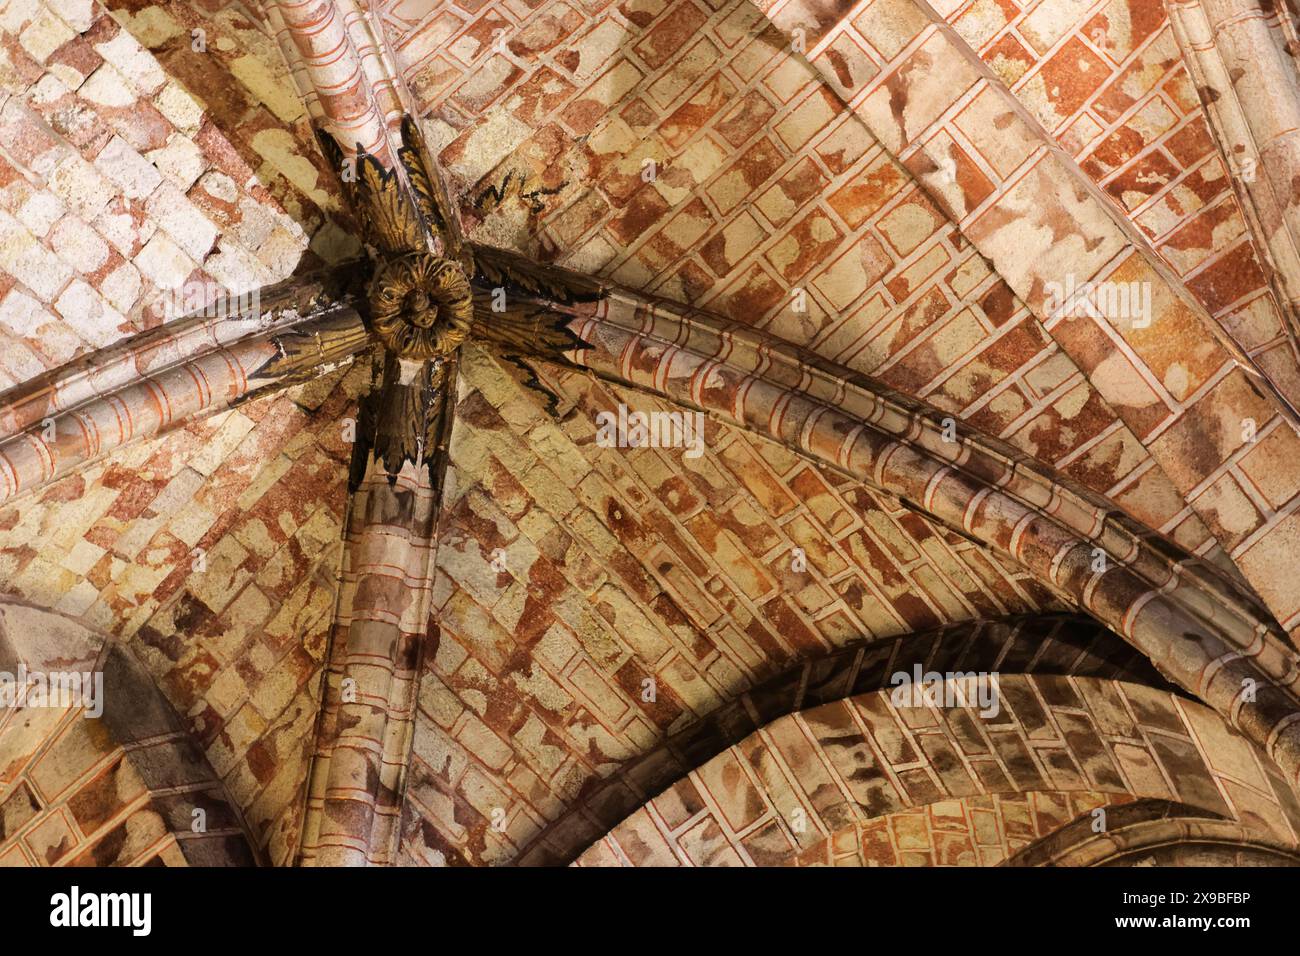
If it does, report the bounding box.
[367,253,474,360]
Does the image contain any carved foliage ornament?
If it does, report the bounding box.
[369,253,472,359]
[316,115,463,260]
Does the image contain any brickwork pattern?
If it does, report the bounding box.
[578,675,1300,865]
[0,601,255,866]
[1,699,250,865]
[938,0,1300,405]
[379,0,1300,639]
[378,0,1231,568]
[558,290,1300,791]
[523,609,1170,864]
[2,0,1300,871]
[0,0,354,396]
[394,344,1077,865]
[752,0,1300,636]
[577,790,1130,866]
[0,367,361,864]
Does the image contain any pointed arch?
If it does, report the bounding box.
[0,597,257,866]
[577,674,1300,866]
[516,613,1174,864]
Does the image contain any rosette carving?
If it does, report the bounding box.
[368,254,473,359]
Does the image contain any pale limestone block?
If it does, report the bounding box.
[53,277,124,346]
[0,0,41,34]
[14,188,63,237]
[18,6,74,62]
[93,197,158,255]
[100,131,170,200]
[203,239,270,294]
[0,336,47,381]
[46,153,114,219]
[146,133,206,190]
[78,62,136,108]
[253,224,306,280]
[146,182,217,260]
[134,230,195,289]
[49,214,109,272]
[46,0,94,32]
[63,536,106,576]
[99,260,141,312]
[92,28,165,94]
[0,210,73,299]
[0,287,50,336]
[154,81,204,135]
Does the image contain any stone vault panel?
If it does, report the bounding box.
[396,343,1061,865]
[0,366,362,863]
[579,675,1300,866]
[377,0,1232,569]
[0,0,355,394]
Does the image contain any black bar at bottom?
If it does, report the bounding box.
[0,864,1286,944]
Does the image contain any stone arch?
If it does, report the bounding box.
[574,674,1300,867]
[755,793,1139,868]
[0,596,256,866]
[515,614,1177,864]
[532,301,1300,785]
[1003,798,1300,867]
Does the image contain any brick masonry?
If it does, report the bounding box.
[0,600,254,866]
[577,675,1300,866]
[0,0,356,393]
[392,346,1167,865]
[4,0,1300,868]
[0,366,361,864]
[580,790,1135,866]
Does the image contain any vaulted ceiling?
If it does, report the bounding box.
[2,0,1300,868]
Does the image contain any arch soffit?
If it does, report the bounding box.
[576,674,1300,867]
[0,596,257,866]
[517,613,1180,865]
